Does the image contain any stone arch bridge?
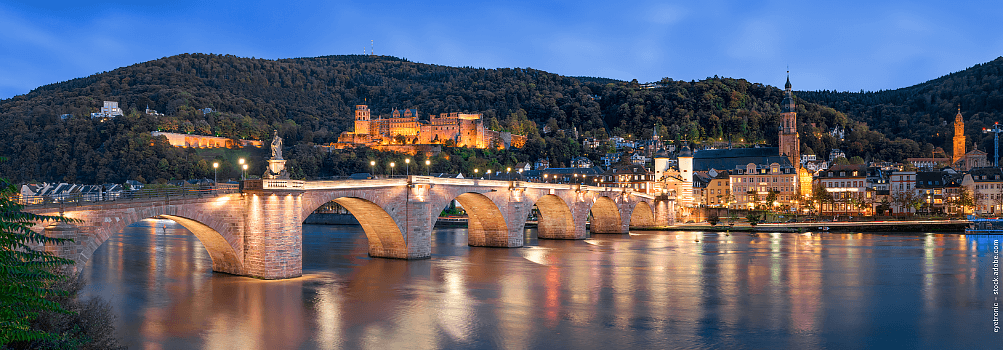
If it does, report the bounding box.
[30,177,675,280]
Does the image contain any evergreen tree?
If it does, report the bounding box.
[0,159,77,345]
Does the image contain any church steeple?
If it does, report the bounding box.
[781,72,795,114]
[953,105,966,165]
[779,72,800,169]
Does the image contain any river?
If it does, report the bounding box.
[80,219,1001,349]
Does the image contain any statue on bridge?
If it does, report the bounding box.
[270,130,283,160]
[264,130,289,179]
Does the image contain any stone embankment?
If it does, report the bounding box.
[636,220,968,233]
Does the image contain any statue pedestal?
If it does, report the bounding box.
[264,159,289,179]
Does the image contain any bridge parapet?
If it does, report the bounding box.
[304,178,407,190]
[19,184,239,209]
[245,179,306,190]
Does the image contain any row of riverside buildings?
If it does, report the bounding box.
[658,76,998,217]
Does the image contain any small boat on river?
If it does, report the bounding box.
[966,216,1003,234]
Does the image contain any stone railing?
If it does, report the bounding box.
[19,183,240,208]
[239,176,662,200]
[244,179,306,190]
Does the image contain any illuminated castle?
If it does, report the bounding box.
[336,105,526,150]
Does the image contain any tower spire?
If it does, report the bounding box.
[785,69,791,91]
[779,72,799,169]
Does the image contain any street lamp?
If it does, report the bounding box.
[370,160,376,178]
[425,159,431,176]
[405,158,410,176]
[212,162,219,185]
[474,168,479,179]
[487,169,492,179]
[507,167,511,180]
[390,162,395,177]
[241,164,248,180]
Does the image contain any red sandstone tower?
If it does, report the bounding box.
[779,74,800,168]
[354,105,371,135]
[952,107,965,165]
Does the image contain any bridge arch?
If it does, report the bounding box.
[534,194,576,239]
[302,192,409,259]
[589,196,622,234]
[436,192,509,247]
[629,201,655,227]
[57,204,246,275]
[330,197,407,258]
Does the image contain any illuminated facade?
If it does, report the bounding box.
[729,161,800,210]
[953,107,966,165]
[337,105,526,150]
[150,131,263,148]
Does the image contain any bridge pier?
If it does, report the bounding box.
[401,200,432,259]
[501,200,530,247]
[653,197,675,226]
[243,191,303,279]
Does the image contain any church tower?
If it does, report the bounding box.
[779,74,800,168]
[953,107,965,165]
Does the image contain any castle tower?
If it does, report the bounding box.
[779,74,800,168]
[953,107,965,165]
[354,105,370,135]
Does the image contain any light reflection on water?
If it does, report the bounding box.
[80,220,1000,349]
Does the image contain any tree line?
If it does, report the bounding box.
[1,53,971,184]
[799,56,1003,158]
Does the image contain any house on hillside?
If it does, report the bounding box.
[571,156,593,168]
[514,162,532,173]
[601,152,622,166]
[534,158,550,170]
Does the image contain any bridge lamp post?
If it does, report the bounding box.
[425,159,431,176]
[405,158,410,176]
[370,160,376,178]
[213,162,218,185]
[390,162,395,177]
[507,167,511,180]
[543,174,548,183]
[474,169,479,179]
[487,169,492,180]
[241,164,248,180]
[238,158,245,180]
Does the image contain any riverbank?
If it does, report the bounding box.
[639,220,969,233]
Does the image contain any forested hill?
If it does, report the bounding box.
[0,53,911,184]
[798,57,1003,153]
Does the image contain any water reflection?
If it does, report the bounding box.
[80,220,1001,349]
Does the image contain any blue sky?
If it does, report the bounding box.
[1,0,1001,99]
